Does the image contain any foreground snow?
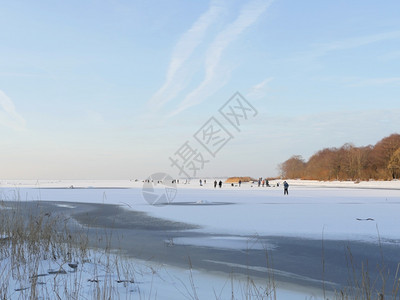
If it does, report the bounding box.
[0,247,323,300]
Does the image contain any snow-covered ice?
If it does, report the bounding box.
[171,236,276,251]
[1,179,400,299]
[1,179,400,243]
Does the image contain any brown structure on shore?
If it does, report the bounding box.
[225,177,256,183]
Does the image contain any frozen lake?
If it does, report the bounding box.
[1,179,400,298]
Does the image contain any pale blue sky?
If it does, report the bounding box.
[0,0,399,179]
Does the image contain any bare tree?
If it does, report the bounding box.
[371,134,400,179]
[279,155,306,179]
[305,148,340,180]
[388,148,400,179]
[279,133,400,181]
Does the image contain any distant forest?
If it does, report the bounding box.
[279,133,400,181]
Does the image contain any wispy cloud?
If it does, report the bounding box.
[253,109,400,149]
[315,76,400,87]
[0,72,39,78]
[169,0,274,116]
[0,90,26,130]
[85,110,105,125]
[345,77,400,87]
[148,1,223,109]
[314,31,400,56]
[300,31,400,63]
[287,30,400,67]
[246,77,273,99]
[379,50,400,62]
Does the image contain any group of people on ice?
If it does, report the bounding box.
[205,178,290,195]
[212,180,223,188]
[257,178,270,187]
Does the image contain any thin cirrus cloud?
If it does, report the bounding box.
[246,77,274,99]
[295,30,400,63]
[345,77,400,87]
[148,1,223,109]
[148,0,274,117]
[169,0,274,117]
[315,30,400,55]
[379,50,400,61]
[0,89,26,131]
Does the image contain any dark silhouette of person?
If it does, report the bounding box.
[283,181,289,195]
[239,180,242,187]
[214,180,217,188]
[218,180,222,188]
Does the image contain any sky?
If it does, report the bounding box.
[0,0,400,180]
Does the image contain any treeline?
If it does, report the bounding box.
[279,133,400,181]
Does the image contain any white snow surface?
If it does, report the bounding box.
[1,179,400,299]
[171,236,276,251]
[0,250,321,300]
[1,179,400,243]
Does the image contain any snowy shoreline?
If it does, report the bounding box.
[1,178,400,189]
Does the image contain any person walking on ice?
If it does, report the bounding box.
[283,181,289,195]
